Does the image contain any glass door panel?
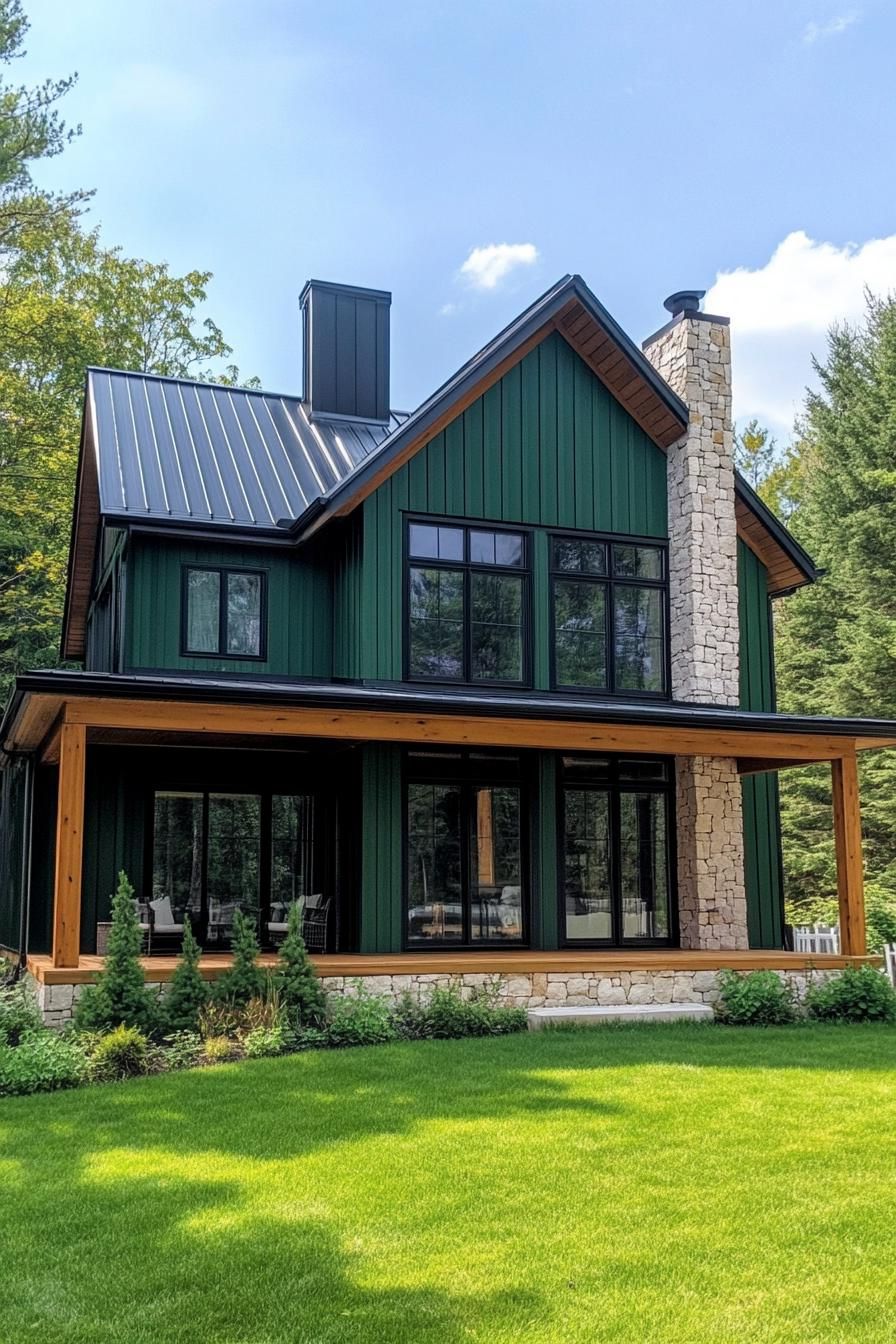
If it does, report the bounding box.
[151,792,203,935]
[407,783,463,943]
[206,793,261,946]
[563,789,612,941]
[470,786,523,941]
[619,792,670,941]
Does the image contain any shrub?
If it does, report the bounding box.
[197,1000,241,1040]
[392,981,527,1040]
[161,1031,202,1070]
[211,910,264,1006]
[293,1025,329,1051]
[202,1035,238,1064]
[74,872,158,1035]
[161,923,208,1034]
[242,983,285,1033]
[326,982,397,1048]
[276,902,326,1028]
[805,965,896,1023]
[243,1025,289,1058]
[715,970,797,1025]
[0,1033,89,1096]
[88,1025,152,1081]
[865,886,896,955]
[0,982,42,1045]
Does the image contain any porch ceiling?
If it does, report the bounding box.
[5,670,896,768]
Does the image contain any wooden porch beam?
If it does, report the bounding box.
[831,754,867,957]
[52,721,86,968]
[62,695,861,763]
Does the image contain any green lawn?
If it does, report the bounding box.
[2,1025,896,1343]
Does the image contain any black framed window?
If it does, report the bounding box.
[406,521,529,685]
[150,788,318,948]
[551,536,667,695]
[183,566,266,658]
[406,751,526,946]
[560,756,673,946]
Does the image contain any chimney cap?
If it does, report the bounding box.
[663,289,705,318]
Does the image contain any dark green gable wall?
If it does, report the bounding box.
[738,540,785,948]
[337,331,668,684]
[124,535,332,677]
[354,333,668,950]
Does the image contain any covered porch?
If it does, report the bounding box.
[3,670,893,984]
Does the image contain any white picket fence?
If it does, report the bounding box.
[792,924,840,955]
[885,943,896,987]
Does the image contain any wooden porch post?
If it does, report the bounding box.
[52,720,86,968]
[831,754,867,956]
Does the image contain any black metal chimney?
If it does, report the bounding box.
[300,279,391,423]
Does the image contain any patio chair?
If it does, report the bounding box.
[884,944,896,987]
[148,896,185,952]
[792,923,840,955]
[301,894,330,952]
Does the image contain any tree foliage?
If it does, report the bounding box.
[773,294,896,908]
[211,911,265,1006]
[74,871,158,1034]
[276,902,326,1027]
[161,922,209,1034]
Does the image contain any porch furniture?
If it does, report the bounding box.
[96,905,151,955]
[265,895,328,949]
[792,924,840,955]
[885,944,896,987]
[148,896,185,952]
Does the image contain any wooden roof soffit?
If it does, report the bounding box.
[61,401,100,662]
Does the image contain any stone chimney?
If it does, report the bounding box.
[643,291,747,951]
[642,291,739,706]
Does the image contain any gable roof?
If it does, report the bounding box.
[61,275,816,659]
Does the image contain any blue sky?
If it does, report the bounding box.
[19,0,896,438]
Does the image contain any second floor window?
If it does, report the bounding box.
[551,537,667,695]
[183,566,265,658]
[406,521,528,685]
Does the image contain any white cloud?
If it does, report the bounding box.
[459,242,538,291]
[803,11,858,43]
[439,301,459,317]
[704,231,896,433]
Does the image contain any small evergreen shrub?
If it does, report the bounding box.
[74,872,158,1035]
[211,910,264,1006]
[161,1031,202,1070]
[0,982,43,1045]
[243,1024,289,1058]
[715,970,797,1025]
[326,982,397,1048]
[805,965,896,1023]
[276,902,326,1027]
[88,1025,152,1081]
[0,1033,89,1096]
[161,923,208,1033]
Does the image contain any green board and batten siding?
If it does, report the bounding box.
[738,539,785,948]
[125,536,332,677]
[337,332,668,683]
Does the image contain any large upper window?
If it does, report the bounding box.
[551,537,667,695]
[406,751,525,946]
[183,566,265,658]
[406,522,528,685]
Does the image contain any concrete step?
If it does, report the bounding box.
[527,1002,715,1030]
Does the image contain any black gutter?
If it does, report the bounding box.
[734,474,819,589]
[5,668,896,745]
[289,274,691,540]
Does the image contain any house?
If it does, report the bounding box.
[1,274,891,1024]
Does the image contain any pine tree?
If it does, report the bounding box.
[775,294,896,909]
[276,902,326,1027]
[74,871,158,1034]
[161,922,208,1034]
[211,909,264,1006]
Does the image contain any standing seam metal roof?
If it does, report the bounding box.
[88,367,408,530]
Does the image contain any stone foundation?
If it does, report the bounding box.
[27,967,843,1028]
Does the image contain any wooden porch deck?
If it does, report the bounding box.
[26,948,881,986]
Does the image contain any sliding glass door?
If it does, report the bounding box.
[150,788,322,949]
[560,757,672,946]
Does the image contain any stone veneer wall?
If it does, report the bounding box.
[643,311,749,950]
[28,969,838,1028]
